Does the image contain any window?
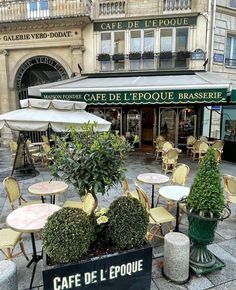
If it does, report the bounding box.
[130,31,141,52]
[230,0,236,9]
[176,28,188,51]
[101,32,112,54]
[160,29,173,51]
[114,32,125,54]
[28,0,49,18]
[226,34,236,66]
[144,30,154,52]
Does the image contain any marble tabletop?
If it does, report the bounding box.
[159,185,190,201]
[6,203,61,233]
[137,173,169,185]
[28,180,68,197]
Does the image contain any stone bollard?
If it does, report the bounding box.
[0,260,18,290]
[163,232,190,284]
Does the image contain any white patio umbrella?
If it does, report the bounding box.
[0,98,111,132]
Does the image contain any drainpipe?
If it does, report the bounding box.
[208,0,216,72]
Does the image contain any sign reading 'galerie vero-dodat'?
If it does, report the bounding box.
[42,88,227,105]
[94,16,197,31]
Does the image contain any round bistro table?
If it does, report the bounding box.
[6,203,61,289]
[28,180,68,204]
[137,173,169,208]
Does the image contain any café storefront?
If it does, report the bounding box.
[28,72,231,149]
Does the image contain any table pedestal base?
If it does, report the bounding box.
[27,233,42,289]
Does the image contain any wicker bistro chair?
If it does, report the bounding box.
[186,135,196,156]
[212,140,224,161]
[122,178,139,199]
[3,177,41,211]
[41,135,49,144]
[63,193,96,215]
[155,140,166,160]
[191,140,202,161]
[198,142,209,163]
[0,227,28,260]
[223,174,236,207]
[162,148,180,174]
[199,136,208,142]
[136,185,175,240]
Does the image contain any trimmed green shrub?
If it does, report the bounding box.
[187,148,225,217]
[107,196,149,249]
[42,208,94,264]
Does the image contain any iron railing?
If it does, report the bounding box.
[0,0,92,23]
[225,58,236,67]
[163,0,191,12]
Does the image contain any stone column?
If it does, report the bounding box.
[71,45,85,76]
[0,49,13,145]
[163,232,190,284]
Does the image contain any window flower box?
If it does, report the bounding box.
[142,51,154,59]
[129,52,141,60]
[176,51,191,60]
[98,53,111,61]
[159,51,173,60]
[112,53,125,61]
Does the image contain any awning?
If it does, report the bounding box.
[231,84,236,103]
[28,72,232,105]
[0,99,111,132]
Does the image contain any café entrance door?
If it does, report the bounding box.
[141,108,155,149]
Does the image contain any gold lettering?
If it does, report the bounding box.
[152,20,158,27]
[117,22,122,29]
[116,93,121,101]
[134,21,139,28]
[128,21,134,29]
[109,93,116,101]
[145,20,151,28]
[183,18,189,25]
[124,93,129,101]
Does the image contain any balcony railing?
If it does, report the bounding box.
[163,0,191,12]
[0,0,92,23]
[98,0,125,17]
[225,58,236,67]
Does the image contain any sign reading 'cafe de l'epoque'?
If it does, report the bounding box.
[42,88,227,105]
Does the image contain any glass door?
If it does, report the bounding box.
[159,108,177,145]
[141,108,154,147]
[178,108,196,145]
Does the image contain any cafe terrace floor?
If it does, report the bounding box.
[0,146,236,290]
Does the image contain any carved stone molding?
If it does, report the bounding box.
[0,49,9,56]
[71,45,85,53]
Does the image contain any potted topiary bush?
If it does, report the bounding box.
[42,123,152,290]
[112,53,125,61]
[42,196,152,290]
[186,148,230,276]
[129,51,142,60]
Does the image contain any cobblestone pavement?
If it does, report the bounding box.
[0,146,236,290]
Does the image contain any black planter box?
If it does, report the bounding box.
[43,244,152,290]
[112,54,125,61]
[97,54,110,61]
[176,51,191,60]
[159,51,172,60]
[129,53,141,60]
[142,52,154,59]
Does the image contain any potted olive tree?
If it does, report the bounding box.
[42,123,152,290]
[186,148,230,276]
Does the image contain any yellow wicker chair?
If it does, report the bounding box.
[212,140,224,150]
[3,177,41,211]
[186,135,196,156]
[63,193,96,215]
[199,136,208,142]
[198,142,209,163]
[136,185,175,240]
[191,140,202,161]
[162,148,180,174]
[223,174,236,207]
[0,228,28,260]
[172,163,190,186]
[41,135,49,144]
[122,178,139,199]
[155,140,165,160]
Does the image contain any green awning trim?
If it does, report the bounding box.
[231,89,236,103]
[42,88,227,105]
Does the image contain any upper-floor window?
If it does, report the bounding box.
[176,28,188,51]
[230,0,236,9]
[130,31,141,52]
[225,34,236,67]
[28,0,49,18]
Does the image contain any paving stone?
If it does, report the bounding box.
[217,238,236,258]
[206,244,236,285]
[210,280,236,290]
[151,280,159,290]
[152,258,163,279]
[185,274,214,290]
[153,277,187,290]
